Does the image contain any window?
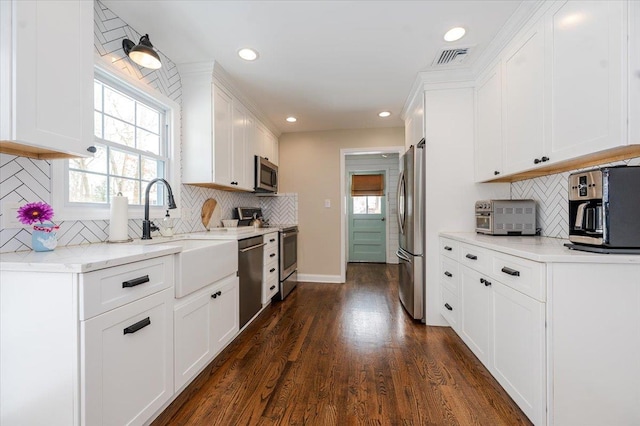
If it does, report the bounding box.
[52,63,180,221]
[351,173,384,214]
[352,196,382,214]
[69,79,167,206]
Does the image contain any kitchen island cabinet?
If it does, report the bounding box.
[0,0,94,159]
[440,232,640,425]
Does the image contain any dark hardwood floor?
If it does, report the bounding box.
[153,263,532,425]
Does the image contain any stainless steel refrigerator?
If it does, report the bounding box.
[396,140,425,320]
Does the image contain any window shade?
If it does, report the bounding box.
[351,174,384,196]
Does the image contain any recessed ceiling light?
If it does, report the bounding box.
[238,48,259,61]
[286,116,297,123]
[378,111,391,118]
[444,27,466,42]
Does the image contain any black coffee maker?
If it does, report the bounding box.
[567,166,640,253]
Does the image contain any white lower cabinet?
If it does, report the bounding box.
[262,231,279,303]
[82,289,174,426]
[441,236,546,426]
[174,274,239,391]
[490,281,545,425]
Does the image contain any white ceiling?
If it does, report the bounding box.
[103,1,523,134]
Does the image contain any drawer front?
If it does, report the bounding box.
[440,238,459,260]
[263,274,279,303]
[441,285,459,331]
[459,243,491,275]
[264,232,278,249]
[80,255,174,320]
[82,289,173,426]
[491,252,546,302]
[264,258,279,281]
[264,243,278,263]
[440,256,460,295]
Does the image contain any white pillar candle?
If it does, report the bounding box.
[108,194,129,242]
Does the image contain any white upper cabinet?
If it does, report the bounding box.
[404,91,424,150]
[0,0,94,159]
[631,1,640,146]
[546,0,626,162]
[475,63,504,180]
[256,123,278,166]
[503,19,546,175]
[180,62,276,191]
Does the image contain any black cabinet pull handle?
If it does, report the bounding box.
[444,271,452,277]
[444,303,453,311]
[465,254,477,260]
[270,239,276,243]
[480,278,485,284]
[494,170,500,175]
[270,285,276,291]
[270,253,276,258]
[484,279,492,287]
[444,246,453,251]
[123,317,150,335]
[501,267,521,277]
[541,156,549,162]
[122,275,150,288]
[270,268,276,273]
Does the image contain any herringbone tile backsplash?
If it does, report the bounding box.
[511,157,640,239]
[0,1,297,253]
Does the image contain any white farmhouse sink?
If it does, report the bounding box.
[150,239,238,298]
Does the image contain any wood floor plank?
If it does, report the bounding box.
[152,263,532,426]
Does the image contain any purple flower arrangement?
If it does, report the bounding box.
[17,202,59,251]
[17,201,55,225]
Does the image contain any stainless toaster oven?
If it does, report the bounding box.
[475,199,537,236]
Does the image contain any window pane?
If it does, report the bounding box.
[104,116,135,147]
[94,111,103,138]
[69,171,107,203]
[70,145,107,174]
[109,149,139,178]
[137,128,160,154]
[141,157,163,181]
[367,196,382,214]
[353,196,367,214]
[137,104,159,133]
[111,177,141,205]
[104,86,135,123]
[94,82,102,111]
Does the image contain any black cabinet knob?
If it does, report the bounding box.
[270,285,276,291]
[541,156,549,162]
[534,158,541,164]
[494,170,500,175]
[87,146,97,153]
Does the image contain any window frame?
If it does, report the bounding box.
[52,57,181,221]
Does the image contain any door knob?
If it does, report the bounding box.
[381,217,385,221]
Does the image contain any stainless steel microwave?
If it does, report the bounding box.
[254,156,278,193]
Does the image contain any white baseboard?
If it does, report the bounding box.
[297,273,343,283]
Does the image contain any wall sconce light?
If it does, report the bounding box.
[122,34,162,69]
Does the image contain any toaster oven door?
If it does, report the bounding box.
[476,213,492,234]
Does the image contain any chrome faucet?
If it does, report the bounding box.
[142,178,177,240]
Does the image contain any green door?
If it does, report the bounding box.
[348,172,386,263]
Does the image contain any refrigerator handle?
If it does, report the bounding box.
[397,170,405,234]
[395,248,412,263]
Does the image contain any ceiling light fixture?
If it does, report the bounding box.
[122,34,162,69]
[444,27,466,42]
[378,111,391,118]
[286,117,297,123]
[238,48,259,61]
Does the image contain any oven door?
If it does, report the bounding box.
[475,213,492,234]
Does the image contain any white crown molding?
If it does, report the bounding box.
[177,60,281,137]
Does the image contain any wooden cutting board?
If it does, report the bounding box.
[201,198,218,230]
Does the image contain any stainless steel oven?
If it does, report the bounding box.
[278,225,298,300]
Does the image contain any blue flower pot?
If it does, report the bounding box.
[32,223,59,252]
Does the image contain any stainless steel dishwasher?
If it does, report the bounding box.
[238,235,264,328]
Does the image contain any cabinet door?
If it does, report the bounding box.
[267,131,279,166]
[174,291,213,391]
[231,102,248,189]
[546,0,626,162]
[475,64,503,181]
[1,0,93,157]
[210,275,239,355]
[213,83,233,186]
[490,281,545,426]
[503,19,546,174]
[459,265,491,365]
[245,114,257,189]
[82,289,173,426]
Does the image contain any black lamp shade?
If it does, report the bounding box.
[122,34,162,69]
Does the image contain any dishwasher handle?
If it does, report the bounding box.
[239,242,266,253]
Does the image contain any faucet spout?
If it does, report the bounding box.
[142,178,177,240]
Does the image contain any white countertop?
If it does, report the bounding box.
[439,232,640,264]
[0,227,282,273]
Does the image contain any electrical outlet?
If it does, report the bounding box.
[324,199,331,208]
[1,202,29,229]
